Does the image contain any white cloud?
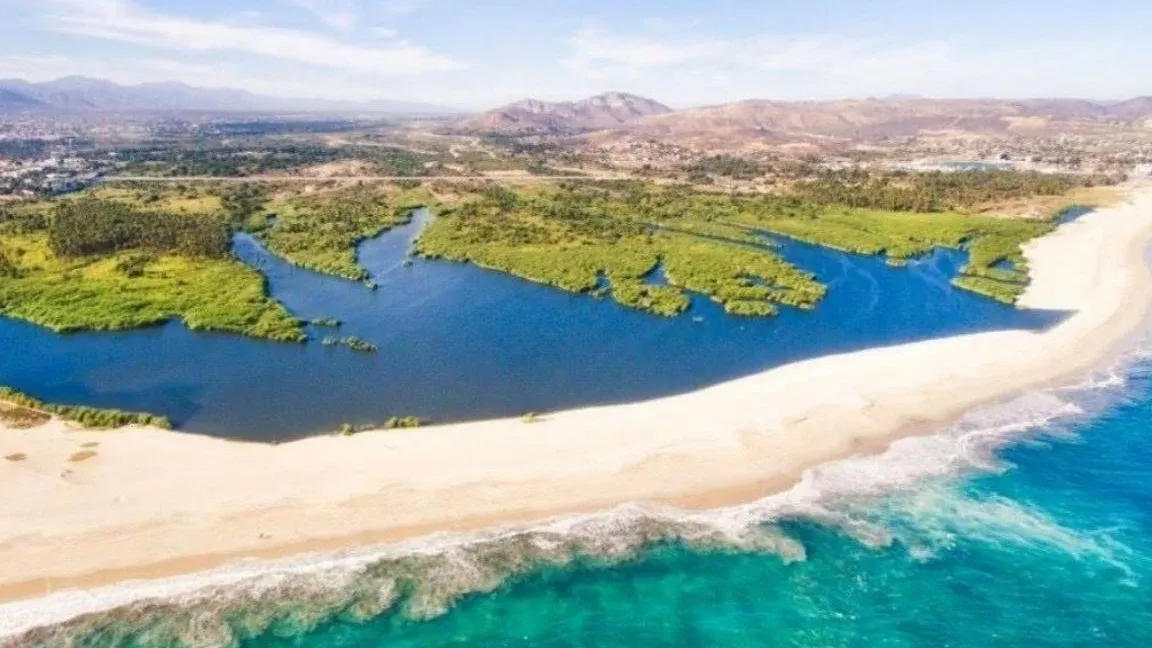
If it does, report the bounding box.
[285,0,358,31]
[557,25,1144,103]
[565,26,725,69]
[378,0,431,16]
[43,0,465,76]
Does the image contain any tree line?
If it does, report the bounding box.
[792,169,1115,212]
[114,142,433,178]
[48,199,231,258]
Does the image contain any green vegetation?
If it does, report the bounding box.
[339,416,424,436]
[950,274,1027,304]
[0,386,172,429]
[417,179,1072,308]
[0,182,433,340]
[218,183,270,228]
[415,185,825,317]
[49,198,231,258]
[792,169,1111,213]
[0,167,1101,349]
[70,185,226,216]
[322,335,378,352]
[683,155,765,181]
[339,422,371,437]
[383,416,424,429]
[0,195,304,340]
[599,181,1062,304]
[115,142,433,178]
[726,206,1052,302]
[261,186,413,280]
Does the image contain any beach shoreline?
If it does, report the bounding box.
[4,183,1152,627]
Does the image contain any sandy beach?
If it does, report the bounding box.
[3,184,1152,609]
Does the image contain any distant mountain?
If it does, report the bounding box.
[580,97,1152,151]
[1106,97,1152,121]
[0,76,458,114]
[459,92,672,134]
[0,87,42,111]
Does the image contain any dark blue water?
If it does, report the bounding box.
[0,210,1066,440]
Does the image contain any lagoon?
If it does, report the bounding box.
[0,209,1065,441]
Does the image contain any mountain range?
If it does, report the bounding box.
[3,77,1151,153]
[0,76,458,114]
[457,92,672,134]
[457,94,1152,151]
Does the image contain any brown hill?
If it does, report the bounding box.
[459,92,671,135]
[589,98,1152,151]
[1106,97,1152,121]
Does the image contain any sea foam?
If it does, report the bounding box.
[4,329,1151,647]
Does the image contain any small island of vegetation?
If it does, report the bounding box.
[339,416,424,436]
[322,335,379,352]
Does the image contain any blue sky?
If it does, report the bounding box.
[0,0,1148,108]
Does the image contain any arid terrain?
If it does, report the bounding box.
[451,93,1152,174]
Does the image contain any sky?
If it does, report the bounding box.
[0,0,1148,109]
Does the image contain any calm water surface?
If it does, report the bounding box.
[0,209,1065,440]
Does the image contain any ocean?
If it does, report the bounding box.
[9,315,1152,647]
[6,205,1147,646]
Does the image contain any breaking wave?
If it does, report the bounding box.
[4,332,1151,647]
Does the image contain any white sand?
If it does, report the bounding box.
[3,185,1152,601]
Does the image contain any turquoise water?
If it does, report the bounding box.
[228,353,1152,647]
[10,334,1149,647]
[0,209,1064,441]
[9,206,1146,646]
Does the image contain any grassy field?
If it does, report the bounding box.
[415,185,826,317]
[260,185,428,281]
[0,232,304,341]
[713,205,1052,303]
[417,182,1065,308]
[69,186,225,215]
[0,182,441,340]
[0,172,1095,346]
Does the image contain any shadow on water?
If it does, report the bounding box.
[0,209,1071,441]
